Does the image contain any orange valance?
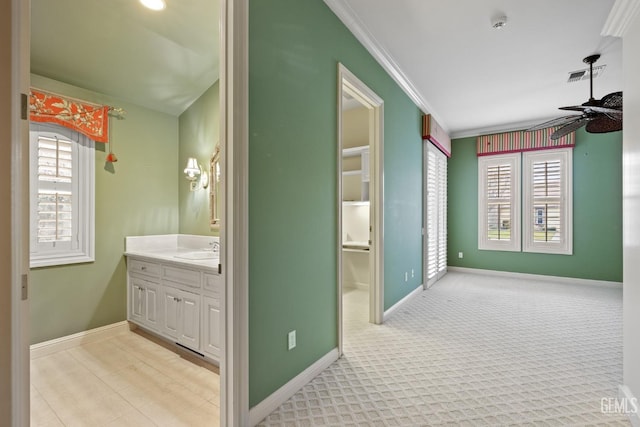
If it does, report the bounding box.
[29,89,109,143]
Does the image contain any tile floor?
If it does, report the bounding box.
[31,328,220,426]
[259,272,629,426]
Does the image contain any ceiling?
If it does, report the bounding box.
[329,0,622,137]
[31,0,219,116]
[30,0,622,132]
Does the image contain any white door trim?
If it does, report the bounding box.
[219,0,250,425]
[337,63,384,356]
[11,0,30,425]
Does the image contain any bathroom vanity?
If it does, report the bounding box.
[125,234,222,364]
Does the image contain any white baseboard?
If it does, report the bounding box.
[30,321,129,359]
[619,385,640,426]
[249,348,339,427]
[343,281,369,291]
[447,266,622,288]
[383,284,423,322]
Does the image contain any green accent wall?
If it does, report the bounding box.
[448,128,622,282]
[249,0,423,407]
[30,74,180,344]
[178,81,220,236]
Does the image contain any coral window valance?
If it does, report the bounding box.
[29,89,110,143]
[476,127,575,157]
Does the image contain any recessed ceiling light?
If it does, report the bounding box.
[140,0,166,11]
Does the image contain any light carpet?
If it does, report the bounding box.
[258,272,628,426]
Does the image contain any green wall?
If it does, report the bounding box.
[178,81,220,236]
[249,0,423,407]
[448,128,622,282]
[30,74,180,344]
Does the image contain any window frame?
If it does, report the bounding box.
[29,122,95,268]
[522,148,573,255]
[478,152,521,252]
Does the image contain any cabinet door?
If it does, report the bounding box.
[178,290,200,350]
[144,282,160,331]
[202,296,221,359]
[130,279,146,324]
[162,287,181,339]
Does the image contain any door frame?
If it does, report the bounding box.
[10,0,30,425]
[337,63,384,356]
[10,0,250,425]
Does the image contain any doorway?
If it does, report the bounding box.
[337,64,384,355]
[11,0,230,424]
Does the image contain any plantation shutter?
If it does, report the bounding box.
[36,135,74,244]
[424,142,448,287]
[523,148,572,254]
[425,145,438,281]
[437,153,447,274]
[478,153,521,252]
[486,163,512,242]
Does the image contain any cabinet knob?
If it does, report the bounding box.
[141,266,147,271]
[139,287,145,291]
[174,297,181,302]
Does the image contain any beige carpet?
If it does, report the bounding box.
[259,272,628,426]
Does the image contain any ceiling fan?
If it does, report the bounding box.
[527,54,622,140]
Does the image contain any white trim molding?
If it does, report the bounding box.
[618,385,640,426]
[337,63,385,358]
[248,348,339,427]
[602,0,640,37]
[447,267,623,288]
[219,0,250,424]
[383,284,423,322]
[323,0,447,134]
[30,321,129,359]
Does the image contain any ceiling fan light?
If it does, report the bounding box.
[140,0,166,11]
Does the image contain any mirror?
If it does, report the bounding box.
[210,144,221,228]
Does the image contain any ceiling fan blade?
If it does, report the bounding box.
[585,116,623,134]
[584,105,622,115]
[601,91,623,109]
[559,105,588,112]
[550,117,590,140]
[526,115,584,132]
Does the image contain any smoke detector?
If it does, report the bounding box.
[491,15,508,29]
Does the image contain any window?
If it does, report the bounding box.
[30,123,95,267]
[478,148,572,255]
[523,148,572,254]
[478,153,521,251]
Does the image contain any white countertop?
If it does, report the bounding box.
[125,234,220,272]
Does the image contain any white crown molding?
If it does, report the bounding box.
[451,116,561,139]
[602,0,640,37]
[323,0,449,134]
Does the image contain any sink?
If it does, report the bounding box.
[174,251,218,260]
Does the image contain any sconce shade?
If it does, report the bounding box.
[184,157,201,180]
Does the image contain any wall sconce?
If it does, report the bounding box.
[184,157,209,191]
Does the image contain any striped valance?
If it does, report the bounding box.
[477,127,575,156]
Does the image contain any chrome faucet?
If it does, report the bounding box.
[208,241,220,253]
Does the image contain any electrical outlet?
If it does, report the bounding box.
[458,252,464,259]
[411,269,414,278]
[404,272,408,282]
[288,330,296,350]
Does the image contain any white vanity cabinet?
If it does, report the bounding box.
[128,261,161,332]
[202,273,223,359]
[126,248,222,365]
